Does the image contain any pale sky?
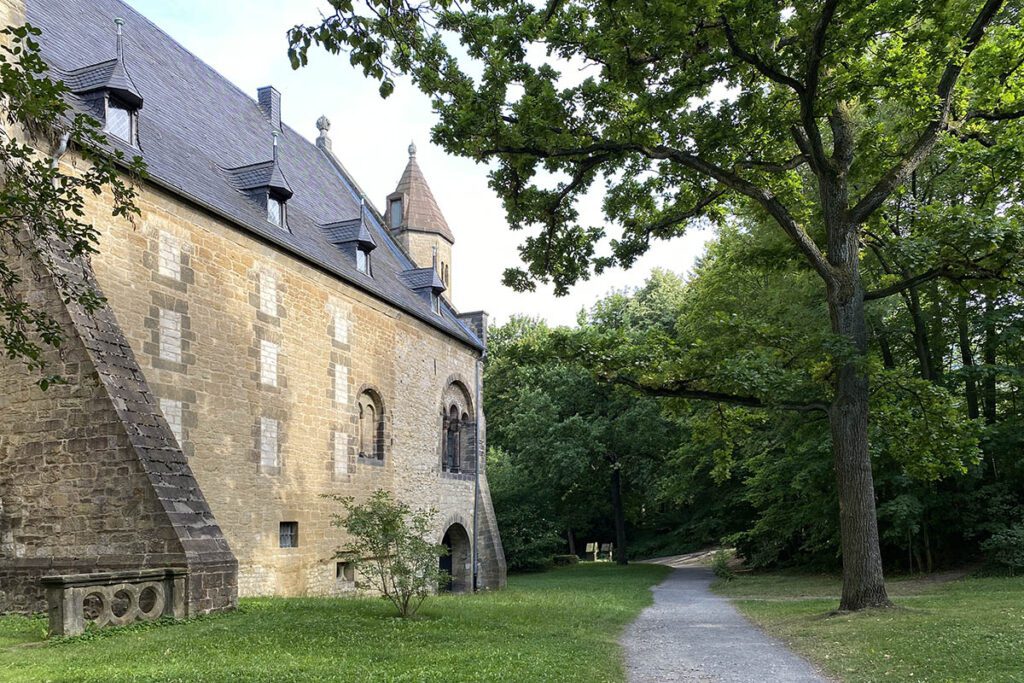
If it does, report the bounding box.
[123,0,712,326]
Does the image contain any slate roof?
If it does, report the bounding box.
[226,159,293,199]
[322,218,377,250]
[27,0,482,351]
[400,268,446,292]
[390,146,456,244]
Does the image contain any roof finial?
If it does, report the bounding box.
[114,17,125,60]
[408,140,417,158]
[316,115,332,151]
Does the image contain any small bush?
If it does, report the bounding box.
[711,549,736,581]
[325,490,448,617]
[551,554,579,566]
[982,524,1024,574]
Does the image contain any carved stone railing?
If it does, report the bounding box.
[42,568,187,636]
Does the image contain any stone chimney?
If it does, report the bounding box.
[257,86,281,131]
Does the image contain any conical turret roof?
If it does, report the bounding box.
[389,143,454,244]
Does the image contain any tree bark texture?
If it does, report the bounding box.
[610,464,628,565]
[826,213,893,609]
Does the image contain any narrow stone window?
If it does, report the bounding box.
[431,291,441,315]
[389,199,402,228]
[357,390,385,461]
[334,364,348,405]
[259,272,277,316]
[443,405,462,473]
[334,430,348,476]
[158,308,182,363]
[279,521,298,548]
[158,231,180,280]
[260,416,279,469]
[260,340,279,387]
[160,397,183,444]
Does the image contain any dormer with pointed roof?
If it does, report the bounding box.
[225,131,293,230]
[386,143,456,302]
[62,17,143,146]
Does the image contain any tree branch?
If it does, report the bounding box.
[848,0,1006,225]
[632,186,727,242]
[966,107,1024,122]
[609,374,829,414]
[482,140,834,281]
[720,17,804,93]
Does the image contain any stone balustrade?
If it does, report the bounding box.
[42,568,187,636]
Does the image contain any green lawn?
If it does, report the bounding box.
[0,563,669,683]
[714,571,1024,682]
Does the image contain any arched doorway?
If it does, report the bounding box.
[440,523,471,593]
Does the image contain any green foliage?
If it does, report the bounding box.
[0,24,145,388]
[981,525,1024,574]
[0,564,670,682]
[325,490,447,618]
[292,1,1024,587]
[711,550,736,582]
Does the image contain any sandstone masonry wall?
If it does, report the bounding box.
[0,241,236,613]
[85,172,505,596]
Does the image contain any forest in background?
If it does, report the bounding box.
[486,208,1024,574]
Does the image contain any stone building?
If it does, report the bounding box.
[0,0,506,616]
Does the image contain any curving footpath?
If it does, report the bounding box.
[620,564,828,682]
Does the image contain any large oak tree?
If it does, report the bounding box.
[290,0,1024,610]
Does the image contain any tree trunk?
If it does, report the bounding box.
[982,296,997,425]
[827,282,892,610]
[903,285,934,381]
[567,527,576,556]
[610,463,628,566]
[956,295,980,420]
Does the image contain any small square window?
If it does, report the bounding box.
[336,561,354,583]
[356,248,370,275]
[279,521,298,548]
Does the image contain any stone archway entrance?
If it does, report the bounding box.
[440,523,471,593]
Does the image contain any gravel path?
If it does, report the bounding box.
[620,566,828,682]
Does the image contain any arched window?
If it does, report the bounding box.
[444,405,461,473]
[357,391,384,460]
[441,380,476,474]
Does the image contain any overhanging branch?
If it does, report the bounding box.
[608,374,829,414]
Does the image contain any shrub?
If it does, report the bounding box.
[551,554,579,566]
[982,524,1024,575]
[326,490,448,617]
[711,549,736,582]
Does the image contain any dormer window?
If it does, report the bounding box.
[356,246,371,275]
[390,199,402,228]
[104,97,137,145]
[267,194,285,227]
[431,291,441,314]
